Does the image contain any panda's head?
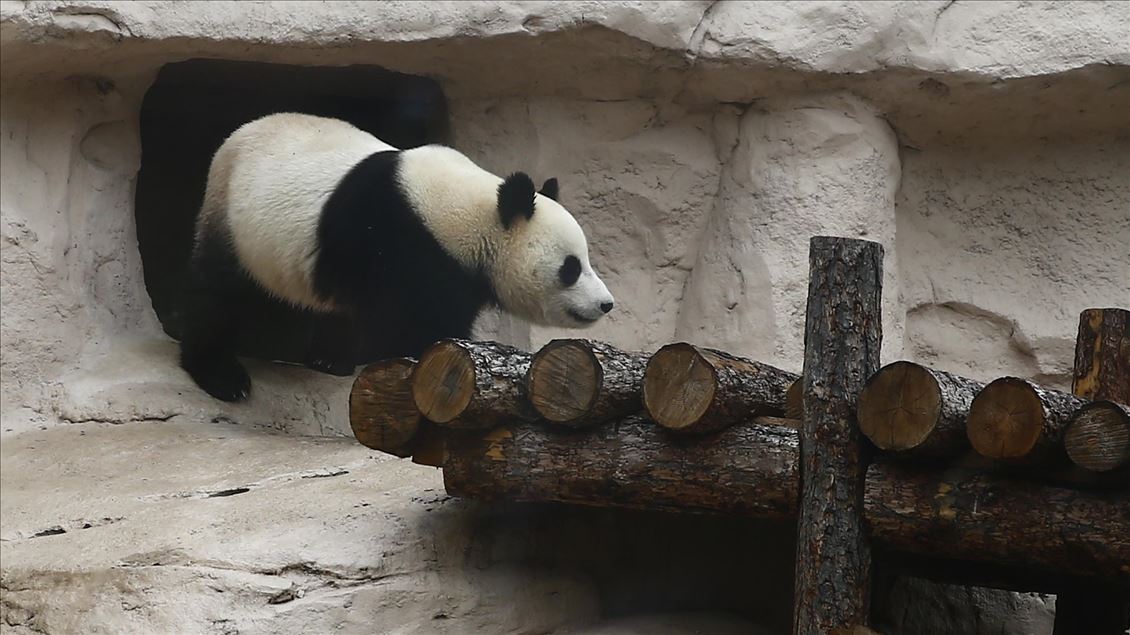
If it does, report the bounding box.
[490,172,614,328]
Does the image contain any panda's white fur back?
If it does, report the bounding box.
[204,113,395,309]
[202,113,514,311]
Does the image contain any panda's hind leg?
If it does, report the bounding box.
[179,228,252,402]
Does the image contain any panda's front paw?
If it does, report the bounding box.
[183,355,252,402]
[305,356,356,377]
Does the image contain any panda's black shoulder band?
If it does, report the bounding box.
[497,172,537,229]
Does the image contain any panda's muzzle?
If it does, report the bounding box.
[567,308,601,324]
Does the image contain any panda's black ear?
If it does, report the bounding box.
[539,177,559,202]
[498,172,537,229]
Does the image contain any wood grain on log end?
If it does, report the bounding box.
[348,358,421,458]
[642,342,717,431]
[1065,401,1130,473]
[412,340,476,424]
[966,377,1046,459]
[857,361,941,451]
[527,339,601,423]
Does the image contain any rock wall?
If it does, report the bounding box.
[2,1,1128,633]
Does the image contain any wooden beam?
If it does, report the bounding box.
[1072,307,1130,404]
[1055,307,1130,635]
[793,236,884,635]
[966,377,1084,465]
[411,339,536,429]
[1064,400,1130,474]
[642,343,798,435]
[442,416,800,519]
[865,461,1130,582]
[857,361,983,458]
[525,339,648,427]
[349,357,421,457]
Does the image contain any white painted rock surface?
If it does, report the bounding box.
[2,1,1128,633]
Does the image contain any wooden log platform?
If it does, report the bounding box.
[642,343,798,435]
[857,361,983,458]
[441,415,800,519]
[525,339,648,427]
[427,410,1130,582]
[966,377,1086,465]
[411,339,536,429]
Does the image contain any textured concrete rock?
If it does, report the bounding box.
[675,93,902,370]
[2,1,1128,633]
[1,420,804,634]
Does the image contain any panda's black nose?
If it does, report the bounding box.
[600,301,614,314]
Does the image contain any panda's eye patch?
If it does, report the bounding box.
[558,255,581,287]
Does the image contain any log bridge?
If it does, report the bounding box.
[349,236,1129,635]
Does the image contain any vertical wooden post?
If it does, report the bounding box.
[1053,307,1130,635]
[793,236,884,635]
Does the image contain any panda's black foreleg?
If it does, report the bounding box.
[178,237,252,402]
[304,311,358,376]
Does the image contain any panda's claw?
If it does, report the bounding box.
[183,354,252,403]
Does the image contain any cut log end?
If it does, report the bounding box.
[857,361,942,451]
[966,377,1044,459]
[1064,401,1130,473]
[527,340,601,422]
[642,343,716,431]
[349,358,422,458]
[412,341,475,423]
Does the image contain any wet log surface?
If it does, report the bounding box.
[525,339,648,427]
[857,361,983,458]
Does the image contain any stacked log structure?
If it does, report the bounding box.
[348,335,1129,585]
[346,240,1128,634]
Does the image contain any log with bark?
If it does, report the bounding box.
[1072,308,1129,405]
[865,460,1130,581]
[1064,400,1130,475]
[525,339,648,427]
[793,236,884,635]
[966,377,1086,464]
[856,361,984,458]
[349,357,422,457]
[411,339,536,429]
[641,343,798,435]
[435,410,1128,581]
[1057,307,1130,635]
[442,416,800,519]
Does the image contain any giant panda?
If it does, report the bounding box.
[180,112,614,402]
